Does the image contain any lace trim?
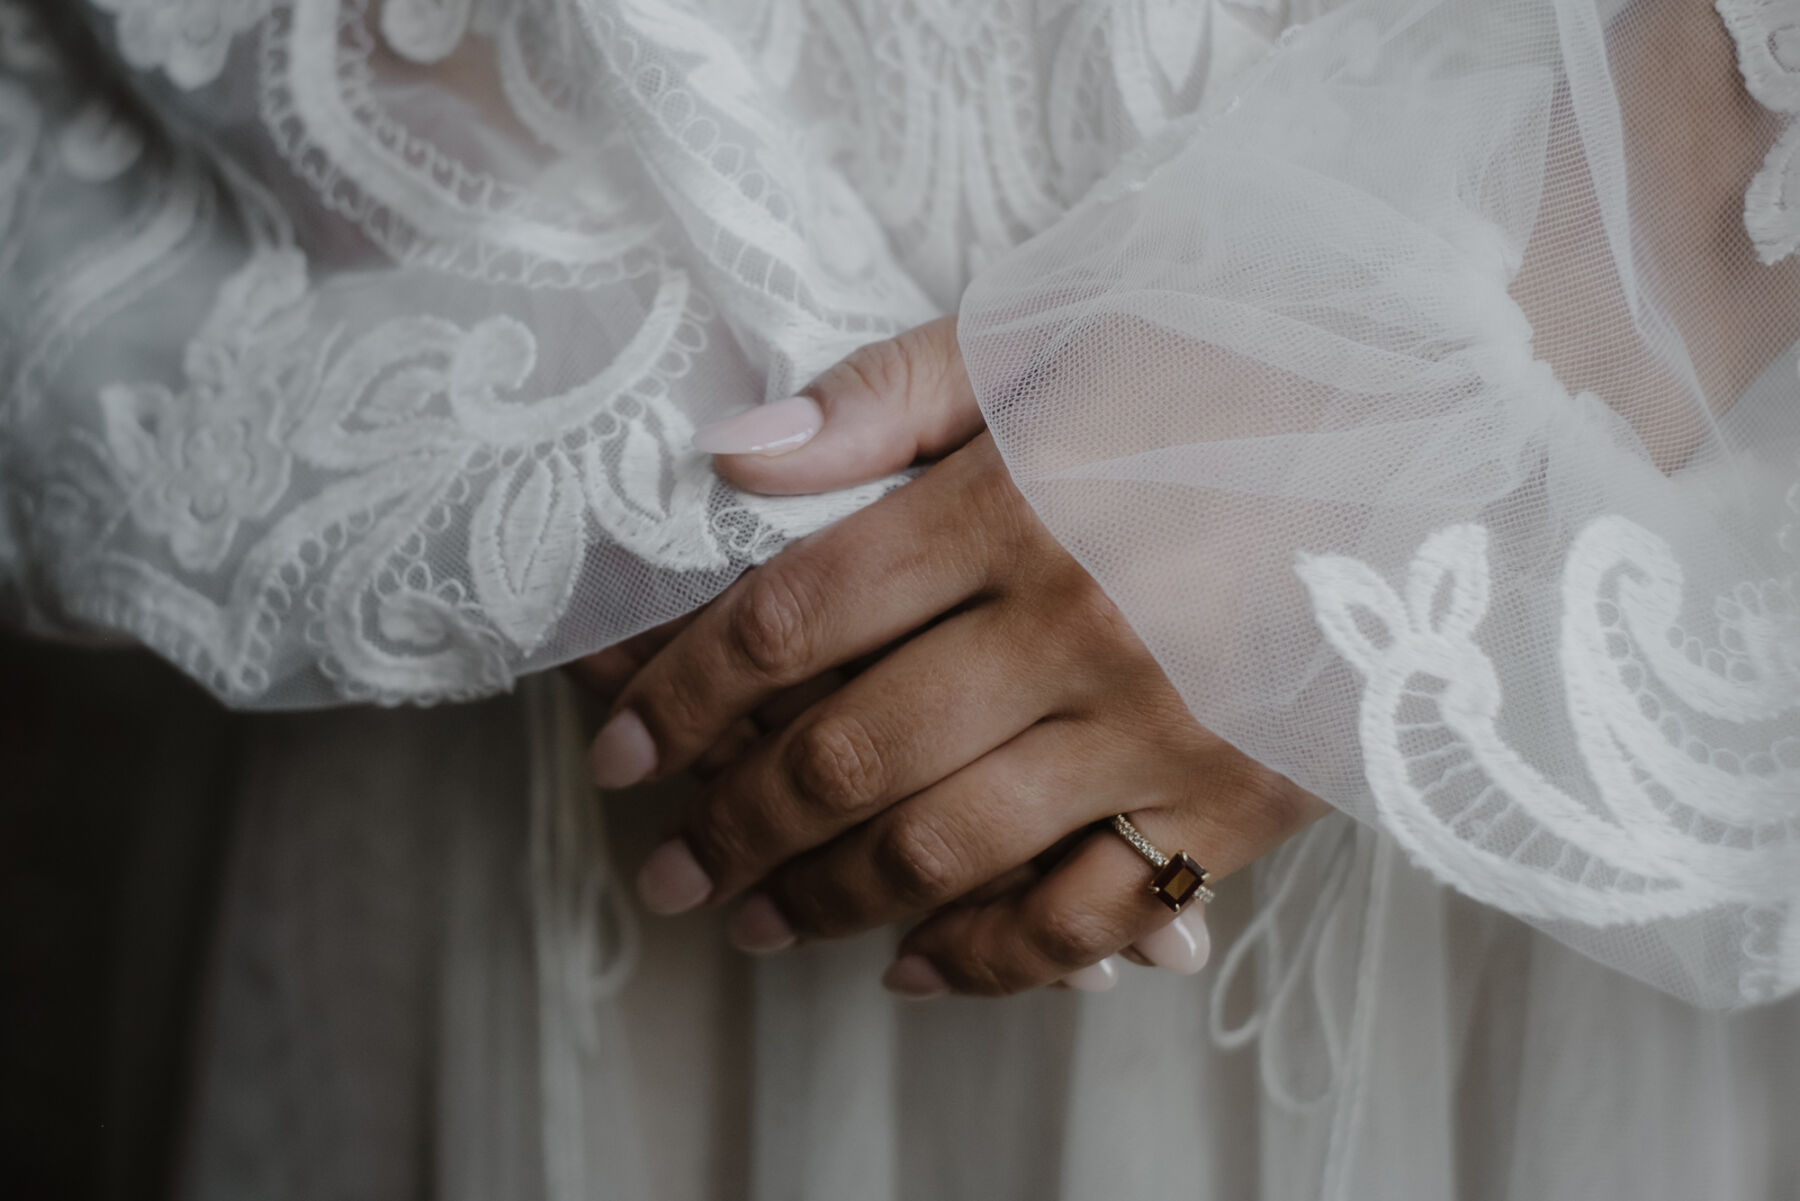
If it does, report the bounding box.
[1718,0,1800,265]
[44,167,890,703]
[1298,485,1800,999]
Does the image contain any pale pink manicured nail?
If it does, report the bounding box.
[590,710,656,789]
[690,396,823,456]
[637,840,713,915]
[726,894,796,954]
[1064,956,1121,993]
[1135,908,1211,975]
[882,955,949,999]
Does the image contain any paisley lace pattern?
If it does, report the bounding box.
[1719,0,1800,265]
[1298,498,1800,1000]
[0,0,1290,703]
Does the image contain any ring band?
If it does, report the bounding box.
[1109,814,1215,912]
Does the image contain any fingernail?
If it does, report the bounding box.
[726,894,796,954]
[1064,956,1121,993]
[691,396,822,456]
[882,955,949,1000]
[637,840,713,915]
[590,710,656,789]
[1135,908,1211,974]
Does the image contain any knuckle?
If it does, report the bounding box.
[1073,576,1132,638]
[871,816,963,908]
[1045,570,1130,646]
[1026,901,1117,971]
[969,453,1025,528]
[1217,754,1317,838]
[727,569,815,683]
[785,713,887,816]
[835,335,915,406]
[962,463,1048,578]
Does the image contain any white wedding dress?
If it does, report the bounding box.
[4,1,1800,1198]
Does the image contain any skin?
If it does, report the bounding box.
[579,318,1329,997]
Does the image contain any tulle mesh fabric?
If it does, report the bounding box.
[961,0,1800,1006]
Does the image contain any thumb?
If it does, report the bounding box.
[694,316,985,496]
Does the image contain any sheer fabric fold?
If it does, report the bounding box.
[960,0,1800,1007]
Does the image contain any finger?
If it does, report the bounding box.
[566,613,696,698]
[695,317,986,495]
[592,443,1011,787]
[637,608,1059,913]
[729,858,1043,961]
[886,830,1180,999]
[752,666,849,732]
[743,721,1116,945]
[1129,907,1212,975]
[891,768,1326,998]
[690,669,849,780]
[690,718,762,782]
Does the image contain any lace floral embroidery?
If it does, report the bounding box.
[1298,497,1800,998]
[100,247,309,574]
[60,187,892,701]
[5,0,1294,705]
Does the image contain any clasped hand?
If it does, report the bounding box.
[578,318,1327,998]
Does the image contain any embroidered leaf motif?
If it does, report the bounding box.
[581,409,729,572]
[376,584,462,648]
[472,451,586,654]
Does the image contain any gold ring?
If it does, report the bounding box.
[1109,814,1214,912]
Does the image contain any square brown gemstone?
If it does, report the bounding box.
[1149,852,1207,912]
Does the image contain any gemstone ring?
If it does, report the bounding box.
[1108,814,1215,913]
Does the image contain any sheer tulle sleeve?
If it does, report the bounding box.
[960,0,1800,1007]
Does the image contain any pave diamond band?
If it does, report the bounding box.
[1109,814,1215,912]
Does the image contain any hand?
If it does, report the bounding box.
[585,319,1330,996]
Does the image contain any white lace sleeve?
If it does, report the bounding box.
[0,0,1301,704]
[961,0,1800,1007]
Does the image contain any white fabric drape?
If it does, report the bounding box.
[172,677,1800,1201]
[960,0,1800,1008]
[6,6,1800,1196]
